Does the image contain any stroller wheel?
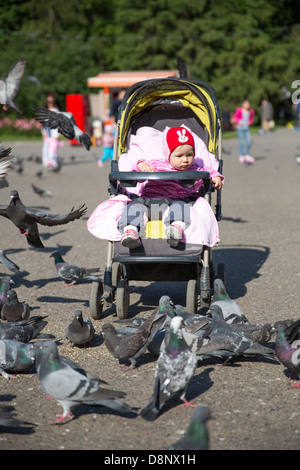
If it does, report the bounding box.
[112,262,122,288]
[116,279,130,319]
[89,280,104,320]
[186,279,199,314]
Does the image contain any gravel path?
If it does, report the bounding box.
[0,127,299,451]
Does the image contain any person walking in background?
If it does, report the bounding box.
[41,93,62,169]
[97,124,114,168]
[233,99,255,164]
[259,98,274,134]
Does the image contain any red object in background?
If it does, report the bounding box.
[65,94,90,146]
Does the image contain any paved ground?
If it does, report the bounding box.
[0,127,299,452]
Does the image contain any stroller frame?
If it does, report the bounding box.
[89,77,224,319]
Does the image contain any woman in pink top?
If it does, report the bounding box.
[233,99,255,164]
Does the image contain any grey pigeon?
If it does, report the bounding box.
[0,189,87,248]
[102,309,166,368]
[227,319,275,345]
[0,275,14,308]
[140,316,198,421]
[0,251,19,273]
[210,279,249,324]
[0,57,26,115]
[34,105,91,151]
[0,146,13,189]
[0,315,51,342]
[111,295,176,356]
[50,250,100,285]
[166,406,212,450]
[0,339,36,379]
[112,295,176,330]
[34,340,133,424]
[208,305,274,364]
[1,289,30,322]
[31,183,52,198]
[274,319,300,389]
[63,310,95,346]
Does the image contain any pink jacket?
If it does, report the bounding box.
[87,125,223,247]
[233,107,255,126]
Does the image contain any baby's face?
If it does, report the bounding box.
[169,144,194,170]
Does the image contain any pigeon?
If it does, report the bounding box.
[50,251,100,285]
[208,305,274,364]
[0,315,51,342]
[111,296,177,356]
[63,310,95,347]
[31,184,52,198]
[34,105,92,151]
[0,339,36,379]
[0,189,87,248]
[0,251,19,273]
[112,295,176,330]
[210,279,249,324]
[140,316,198,421]
[0,57,26,115]
[1,289,30,322]
[0,146,13,189]
[0,275,14,308]
[227,319,275,345]
[102,307,166,368]
[166,406,212,450]
[274,319,300,388]
[34,340,133,424]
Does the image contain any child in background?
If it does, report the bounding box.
[97,124,114,168]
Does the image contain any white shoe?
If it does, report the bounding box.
[121,227,141,248]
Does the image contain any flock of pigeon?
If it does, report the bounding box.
[0,57,299,450]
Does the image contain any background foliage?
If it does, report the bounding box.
[1,0,300,123]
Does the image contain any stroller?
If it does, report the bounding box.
[89,77,225,320]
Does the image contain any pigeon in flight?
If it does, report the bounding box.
[0,251,19,273]
[0,57,26,115]
[34,340,133,424]
[0,189,87,248]
[50,250,100,285]
[0,147,13,189]
[34,105,91,150]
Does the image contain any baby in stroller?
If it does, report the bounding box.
[87,124,224,250]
